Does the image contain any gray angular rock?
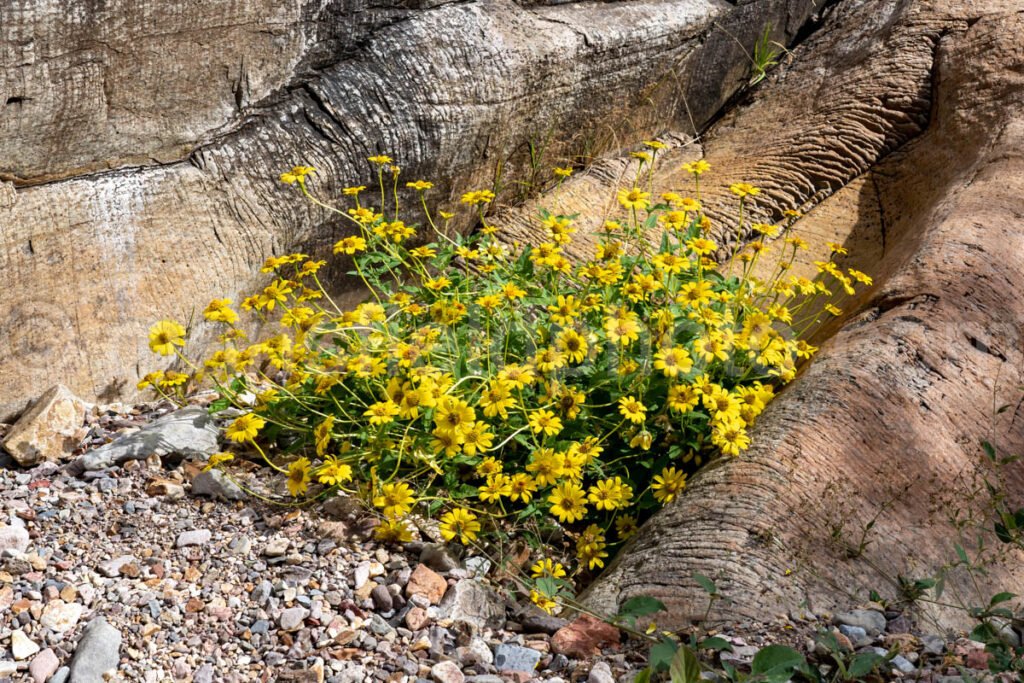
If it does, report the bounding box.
[67,407,218,474]
[834,610,887,636]
[420,544,461,573]
[439,580,504,631]
[50,666,70,683]
[492,644,542,673]
[190,468,246,501]
[175,529,212,547]
[68,617,121,682]
[587,662,615,683]
[278,607,309,632]
[837,624,871,647]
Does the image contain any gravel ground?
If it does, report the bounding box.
[0,400,1018,682]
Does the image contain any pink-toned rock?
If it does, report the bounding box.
[551,614,620,658]
[29,648,59,683]
[405,606,431,631]
[1,384,85,465]
[405,564,448,605]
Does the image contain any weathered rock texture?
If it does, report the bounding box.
[0,0,824,419]
[1,384,85,465]
[572,0,1024,630]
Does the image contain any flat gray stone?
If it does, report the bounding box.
[68,617,121,682]
[278,606,309,632]
[175,529,212,548]
[834,609,887,636]
[587,661,615,683]
[190,468,246,501]
[67,407,218,474]
[493,644,541,673]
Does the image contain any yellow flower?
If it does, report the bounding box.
[286,457,312,497]
[576,524,608,570]
[652,467,687,504]
[603,308,641,346]
[553,166,573,178]
[364,400,400,426]
[681,160,710,175]
[478,474,512,503]
[531,589,558,614]
[406,180,433,191]
[225,413,266,443]
[136,371,165,390]
[729,182,761,198]
[555,329,588,365]
[148,320,186,356]
[588,477,633,511]
[667,384,701,413]
[368,154,393,165]
[460,421,494,456]
[460,189,495,206]
[373,482,416,518]
[203,452,234,472]
[508,473,538,502]
[617,187,650,210]
[654,347,693,378]
[548,482,588,523]
[434,396,476,436]
[333,236,367,255]
[526,448,565,487]
[314,416,335,456]
[280,165,315,185]
[342,185,366,196]
[618,396,647,424]
[615,514,639,540]
[203,299,238,325]
[317,457,353,486]
[530,559,567,579]
[440,507,480,544]
[375,518,414,543]
[712,419,751,456]
[528,409,563,437]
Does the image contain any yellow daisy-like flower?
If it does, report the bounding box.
[225,413,266,443]
[406,180,433,191]
[652,467,687,504]
[364,400,400,426]
[531,589,558,614]
[373,482,416,518]
[530,558,567,579]
[617,187,651,210]
[548,482,588,523]
[203,299,238,325]
[333,236,367,255]
[528,409,563,437]
[478,474,512,503]
[681,160,710,175]
[367,154,393,165]
[375,517,414,543]
[342,185,366,196]
[148,320,186,356]
[286,457,312,497]
[440,507,481,544]
[203,452,234,472]
[317,456,353,486]
[729,182,761,198]
[280,165,315,185]
[553,166,573,178]
[615,514,639,540]
[508,473,538,503]
[654,347,694,378]
[618,396,647,424]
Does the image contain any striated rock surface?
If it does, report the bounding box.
[0,0,825,419]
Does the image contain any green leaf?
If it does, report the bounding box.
[206,397,231,414]
[649,639,679,672]
[846,652,884,679]
[693,573,718,596]
[669,645,702,683]
[619,596,667,619]
[982,441,997,461]
[698,637,734,652]
[955,543,969,564]
[633,668,653,683]
[750,645,807,680]
[989,592,1016,606]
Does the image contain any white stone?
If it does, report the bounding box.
[12,630,41,660]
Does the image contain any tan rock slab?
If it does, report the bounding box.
[1,384,85,466]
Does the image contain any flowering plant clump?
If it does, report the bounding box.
[142,146,871,612]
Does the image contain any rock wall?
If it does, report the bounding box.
[0,0,823,419]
